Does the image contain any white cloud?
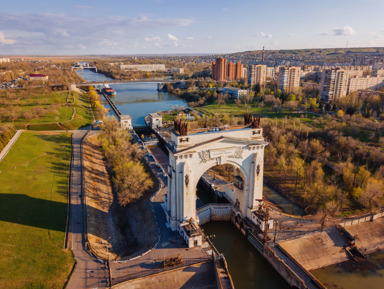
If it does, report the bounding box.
[0,31,15,44]
[144,36,161,42]
[319,32,328,36]
[288,33,296,37]
[333,25,355,36]
[0,12,194,53]
[258,32,272,38]
[167,33,178,41]
[186,36,194,40]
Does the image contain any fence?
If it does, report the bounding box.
[339,211,384,227]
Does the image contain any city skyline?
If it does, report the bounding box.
[1,0,384,55]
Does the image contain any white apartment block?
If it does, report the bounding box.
[248,64,267,87]
[120,64,166,72]
[278,66,301,93]
[320,68,349,102]
[348,76,384,94]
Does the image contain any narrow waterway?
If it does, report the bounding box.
[76,69,188,126]
[203,222,290,289]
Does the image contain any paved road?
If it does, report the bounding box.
[66,130,109,289]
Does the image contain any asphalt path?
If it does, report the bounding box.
[66,130,109,289]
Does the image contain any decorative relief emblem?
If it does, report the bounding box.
[257,164,260,176]
[198,150,214,163]
[185,174,189,186]
[229,147,243,159]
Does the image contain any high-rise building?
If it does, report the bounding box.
[248,64,267,87]
[320,68,349,103]
[212,57,227,81]
[227,62,236,81]
[235,62,244,80]
[278,66,301,93]
[211,58,243,81]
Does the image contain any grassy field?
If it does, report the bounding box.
[2,91,94,130]
[0,131,74,288]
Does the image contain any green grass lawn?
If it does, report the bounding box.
[3,91,94,130]
[0,131,74,289]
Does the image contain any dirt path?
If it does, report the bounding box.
[83,135,125,260]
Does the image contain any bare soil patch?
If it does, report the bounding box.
[83,135,158,260]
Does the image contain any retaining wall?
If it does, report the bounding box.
[197,204,233,225]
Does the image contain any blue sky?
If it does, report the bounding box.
[1,0,384,55]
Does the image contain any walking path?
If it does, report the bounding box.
[0,130,23,163]
[66,130,109,289]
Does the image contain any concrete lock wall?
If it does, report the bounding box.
[197,205,233,225]
[263,246,308,289]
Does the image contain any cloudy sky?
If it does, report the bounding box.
[1,0,384,55]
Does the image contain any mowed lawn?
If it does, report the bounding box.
[0,131,74,289]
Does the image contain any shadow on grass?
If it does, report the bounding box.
[0,193,69,232]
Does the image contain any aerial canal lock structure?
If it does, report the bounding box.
[141,114,332,289]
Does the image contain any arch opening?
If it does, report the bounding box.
[195,163,247,214]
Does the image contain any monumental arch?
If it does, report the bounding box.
[165,120,268,231]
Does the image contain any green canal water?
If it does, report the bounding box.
[311,250,384,289]
[203,222,290,289]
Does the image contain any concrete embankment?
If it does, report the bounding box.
[279,227,349,271]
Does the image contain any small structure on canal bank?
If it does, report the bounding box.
[120,115,132,130]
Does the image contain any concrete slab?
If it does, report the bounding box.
[345,217,384,254]
[113,261,217,289]
[279,227,349,270]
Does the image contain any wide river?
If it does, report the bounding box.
[76,69,188,126]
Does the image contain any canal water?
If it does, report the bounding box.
[203,222,290,289]
[311,250,384,289]
[263,184,305,216]
[76,69,188,126]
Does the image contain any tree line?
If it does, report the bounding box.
[99,119,153,206]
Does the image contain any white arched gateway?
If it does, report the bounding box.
[165,120,268,231]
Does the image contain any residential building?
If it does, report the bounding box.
[278,66,301,93]
[235,62,244,80]
[211,58,243,81]
[119,64,166,72]
[248,64,267,87]
[212,57,227,81]
[320,68,349,102]
[222,87,248,99]
[347,76,384,94]
[227,62,236,81]
[29,74,49,81]
[0,58,10,63]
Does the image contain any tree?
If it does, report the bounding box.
[292,157,305,192]
[287,94,296,101]
[360,178,384,217]
[337,110,344,118]
[318,201,339,231]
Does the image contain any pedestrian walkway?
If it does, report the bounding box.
[0,130,23,163]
